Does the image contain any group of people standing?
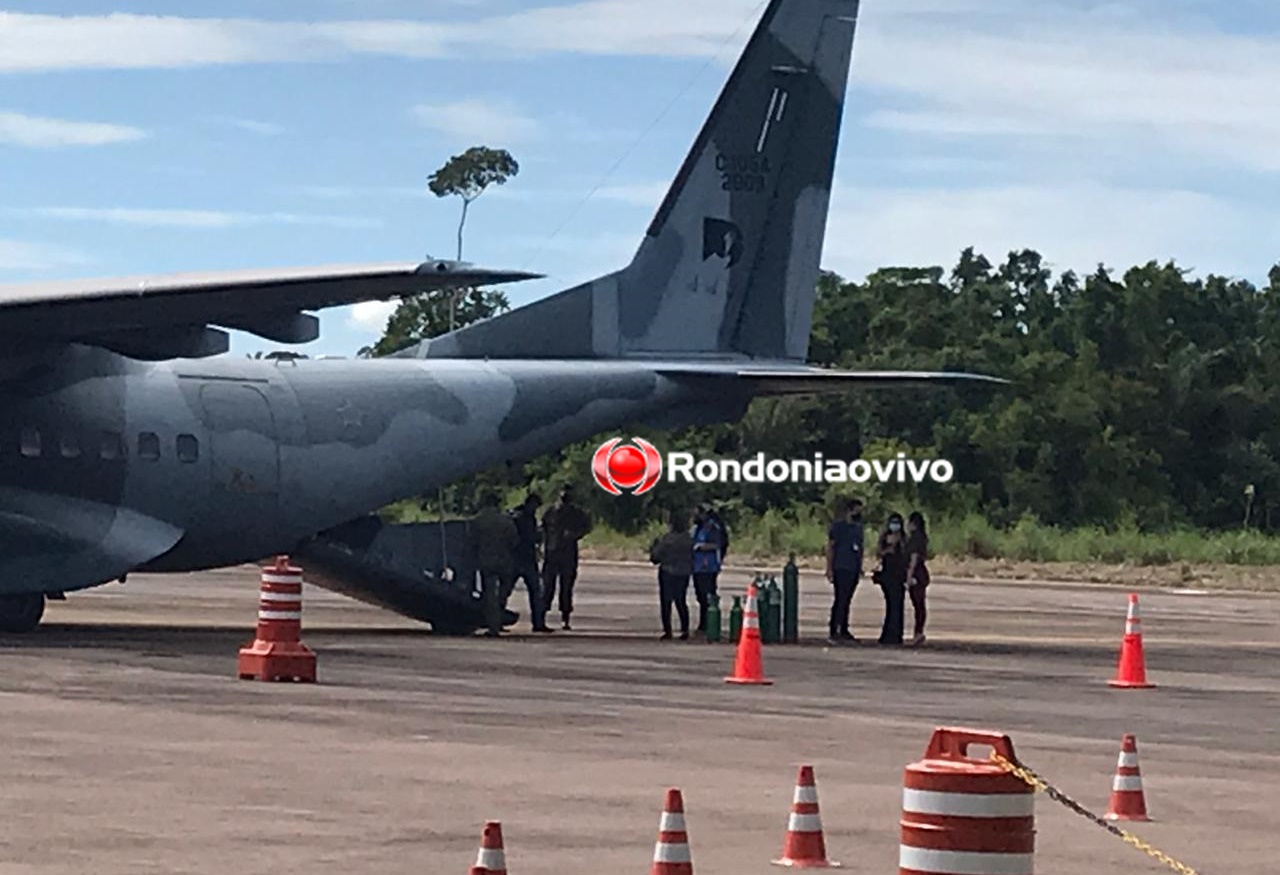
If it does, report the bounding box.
[647,505,729,640]
[468,484,593,636]
[825,498,930,646]
[469,485,930,646]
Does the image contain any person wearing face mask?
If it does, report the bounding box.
[824,497,864,644]
[874,511,908,646]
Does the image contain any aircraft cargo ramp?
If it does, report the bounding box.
[292,516,519,635]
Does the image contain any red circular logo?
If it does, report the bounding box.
[592,437,663,496]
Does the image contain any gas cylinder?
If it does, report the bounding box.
[766,578,782,644]
[782,554,800,643]
[900,728,1035,875]
[755,580,770,644]
[705,594,722,643]
[729,595,743,644]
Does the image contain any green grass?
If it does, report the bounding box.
[583,512,1280,567]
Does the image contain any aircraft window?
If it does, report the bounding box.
[60,434,81,459]
[20,427,41,458]
[138,432,161,461]
[99,432,124,460]
[176,434,199,463]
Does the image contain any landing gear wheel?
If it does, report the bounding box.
[0,593,45,633]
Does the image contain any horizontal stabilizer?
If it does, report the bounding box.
[656,364,1009,395]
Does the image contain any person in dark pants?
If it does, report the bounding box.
[905,510,930,646]
[875,511,907,646]
[509,493,552,633]
[690,504,725,636]
[541,484,592,630]
[649,511,694,640]
[468,490,518,637]
[825,497,864,644]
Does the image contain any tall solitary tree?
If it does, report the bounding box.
[428,146,520,332]
[429,146,520,261]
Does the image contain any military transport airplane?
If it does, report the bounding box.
[0,0,1000,632]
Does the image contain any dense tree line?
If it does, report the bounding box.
[375,247,1280,537]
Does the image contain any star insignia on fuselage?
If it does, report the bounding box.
[336,399,364,429]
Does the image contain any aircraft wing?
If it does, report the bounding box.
[0,260,540,360]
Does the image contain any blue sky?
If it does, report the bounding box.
[4,0,1280,357]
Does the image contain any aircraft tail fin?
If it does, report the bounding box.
[409,0,861,362]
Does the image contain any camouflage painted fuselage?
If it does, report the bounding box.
[0,346,749,595]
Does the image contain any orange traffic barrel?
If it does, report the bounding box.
[900,728,1035,875]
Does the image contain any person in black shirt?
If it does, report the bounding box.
[509,493,552,633]
[649,511,695,640]
[875,511,907,645]
[824,498,864,644]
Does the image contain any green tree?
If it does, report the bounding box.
[428,146,520,332]
[358,146,520,358]
[364,287,510,358]
[429,146,520,261]
[384,242,1280,541]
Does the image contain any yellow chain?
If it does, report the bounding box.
[989,751,1200,875]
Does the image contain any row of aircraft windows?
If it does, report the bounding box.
[5,429,200,463]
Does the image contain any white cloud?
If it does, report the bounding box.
[0,4,749,73]
[0,12,450,72]
[852,2,1280,173]
[0,110,145,147]
[349,299,398,330]
[822,182,1280,284]
[592,182,668,207]
[6,3,1280,177]
[218,117,285,136]
[0,239,86,272]
[21,207,382,230]
[411,99,541,145]
[290,184,424,199]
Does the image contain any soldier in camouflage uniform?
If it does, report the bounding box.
[469,490,518,636]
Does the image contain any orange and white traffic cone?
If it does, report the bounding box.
[237,555,317,682]
[725,583,772,685]
[1108,593,1155,689]
[469,821,508,874]
[773,765,840,868]
[651,788,693,875]
[1105,734,1151,822]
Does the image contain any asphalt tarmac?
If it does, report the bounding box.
[1,562,1275,874]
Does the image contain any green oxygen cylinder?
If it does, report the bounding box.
[767,577,782,644]
[705,594,722,643]
[783,553,800,643]
[729,594,744,644]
